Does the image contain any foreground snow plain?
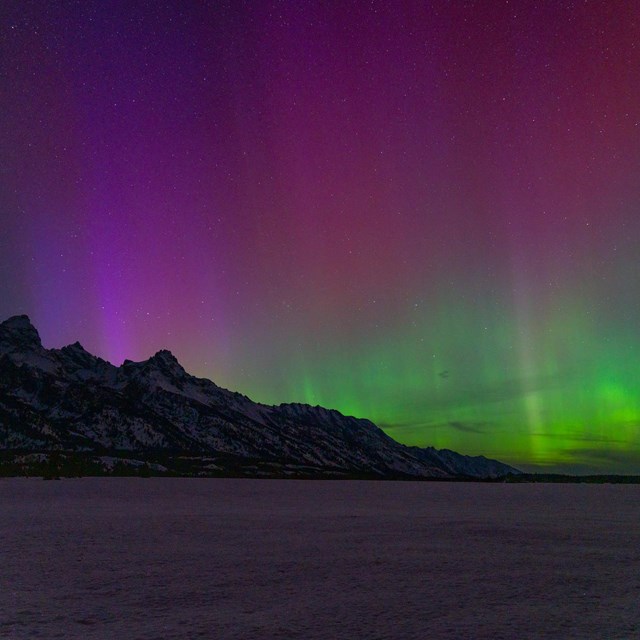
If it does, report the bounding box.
[1,479,638,639]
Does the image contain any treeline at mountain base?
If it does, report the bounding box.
[1,450,638,483]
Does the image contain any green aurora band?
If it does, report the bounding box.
[219,270,640,474]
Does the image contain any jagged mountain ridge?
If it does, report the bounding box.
[0,315,519,478]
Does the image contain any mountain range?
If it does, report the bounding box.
[0,315,519,479]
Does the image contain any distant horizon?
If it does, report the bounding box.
[2,2,639,476]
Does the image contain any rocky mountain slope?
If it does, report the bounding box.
[0,315,519,478]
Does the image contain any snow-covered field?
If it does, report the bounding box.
[1,478,638,639]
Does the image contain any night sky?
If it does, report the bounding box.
[2,1,639,473]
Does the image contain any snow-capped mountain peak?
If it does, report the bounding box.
[0,315,43,350]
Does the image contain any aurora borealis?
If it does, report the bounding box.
[1,1,639,473]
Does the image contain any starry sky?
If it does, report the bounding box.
[2,1,639,473]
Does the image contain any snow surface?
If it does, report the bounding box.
[1,479,639,640]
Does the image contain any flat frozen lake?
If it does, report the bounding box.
[1,479,638,639]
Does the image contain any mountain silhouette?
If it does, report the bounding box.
[0,315,519,479]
